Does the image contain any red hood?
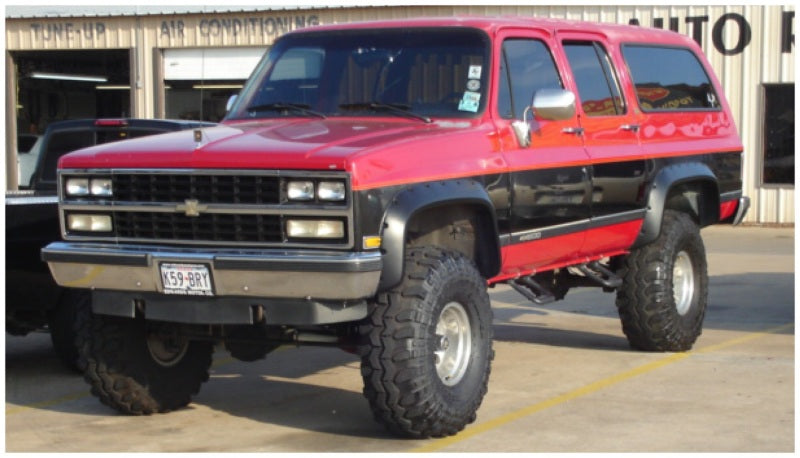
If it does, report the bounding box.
[59,117,502,190]
[59,118,474,171]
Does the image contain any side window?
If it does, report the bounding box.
[563,41,625,116]
[622,45,720,111]
[498,39,563,120]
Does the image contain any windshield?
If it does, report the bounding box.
[227,28,490,121]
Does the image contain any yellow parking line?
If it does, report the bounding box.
[410,322,793,453]
[6,323,792,434]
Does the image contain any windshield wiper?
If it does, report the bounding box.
[246,102,326,119]
[338,102,432,123]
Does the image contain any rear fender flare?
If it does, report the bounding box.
[633,162,719,249]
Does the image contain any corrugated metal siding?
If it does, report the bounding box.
[5,5,795,223]
[4,5,347,19]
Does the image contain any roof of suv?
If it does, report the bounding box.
[289,16,696,48]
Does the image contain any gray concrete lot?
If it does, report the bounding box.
[5,225,794,452]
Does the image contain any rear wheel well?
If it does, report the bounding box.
[664,180,719,228]
[405,204,499,279]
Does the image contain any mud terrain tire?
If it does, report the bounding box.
[360,246,493,438]
[78,313,213,414]
[48,289,90,372]
[616,210,708,351]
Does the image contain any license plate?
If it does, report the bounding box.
[159,263,214,296]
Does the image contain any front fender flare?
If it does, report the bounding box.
[378,179,501,290]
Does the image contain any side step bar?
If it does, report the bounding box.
[510,261,623,306]
[576,261,622,288]
[510,276,556,305]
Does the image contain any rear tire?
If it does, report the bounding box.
[616,210,708,351]
[359,246,493,438]
[78,313,213,414]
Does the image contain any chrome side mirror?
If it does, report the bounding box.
[532,88,576,121]
[511,107,533,148]
[511,89,576,148]
[226,95,238,113]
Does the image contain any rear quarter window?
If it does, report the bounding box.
[622,45,720,112]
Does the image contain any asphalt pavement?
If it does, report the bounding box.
[4,224,794,452]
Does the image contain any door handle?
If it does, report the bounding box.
[562,127,584,135]
[621,124,640,132]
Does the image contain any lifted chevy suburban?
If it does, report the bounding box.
[43,17,748,437]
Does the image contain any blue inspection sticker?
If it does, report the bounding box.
[458,92,481,112]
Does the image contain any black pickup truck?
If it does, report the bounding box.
[6,118,214,370]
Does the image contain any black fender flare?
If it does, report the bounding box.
[633,162,719,249]
[378,179,501,290]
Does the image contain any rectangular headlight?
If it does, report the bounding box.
[317,181,346,201]
[287,181,315,201]
[67,214,113,232]
[286,219,344,239]
[65,178,90,196]
[90,178,113,197]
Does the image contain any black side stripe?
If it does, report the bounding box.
[499,208,647,247]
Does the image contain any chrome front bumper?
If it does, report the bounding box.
[42,242,382,301]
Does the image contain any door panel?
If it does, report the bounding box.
[558,33,647,257]
[493,29,591,273]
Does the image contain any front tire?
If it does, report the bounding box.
[48,289,91,372]
[78,313,213,414]
[616,210,708,351]
[359,247,493,438]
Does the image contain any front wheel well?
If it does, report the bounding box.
[405,204,500,280]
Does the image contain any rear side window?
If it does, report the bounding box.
[622,45,720,111]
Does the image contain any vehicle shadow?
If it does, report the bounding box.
[5,271,793,446]
[198,361,399,443]
[491,272,795,336]
[492,321,631,351]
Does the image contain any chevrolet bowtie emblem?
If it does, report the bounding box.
[176,199,207,217]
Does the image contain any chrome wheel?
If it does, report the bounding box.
[434,301,472,386]
[673,250,695,316]
[147,324,189,368]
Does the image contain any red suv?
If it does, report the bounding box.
[43,17,748,437]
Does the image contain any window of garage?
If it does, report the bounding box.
[162,47,266,122]
[762,83,795,186]
[13,49,131,135]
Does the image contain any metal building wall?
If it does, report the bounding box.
[5,5,795,223]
